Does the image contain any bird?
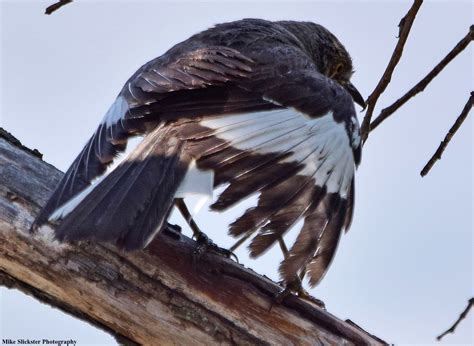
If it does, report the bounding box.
[31,18,364,290]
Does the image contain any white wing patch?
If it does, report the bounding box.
[175,160,214,198]
[50,108,354,226]
[200,109,355,198]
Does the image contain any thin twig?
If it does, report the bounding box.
[370,25,474,132]
[437,298,474,341]
[360,0,423,143]
[421,92,474,177]
[45,0,73,15]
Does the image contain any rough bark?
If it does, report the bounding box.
[0,131,387,345]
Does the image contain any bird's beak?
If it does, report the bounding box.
[345,82,366,109]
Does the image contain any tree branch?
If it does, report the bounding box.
[370,25,474,132]
[0,271,138,346]
[437,298,474,341]
[45,0,73,15]
[0,132,386,345]
[360,0,423,143]
[420,92,474,177]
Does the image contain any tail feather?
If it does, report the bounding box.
[53,125,190,250]
[31,106,141,231]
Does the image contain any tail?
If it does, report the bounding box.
[48,125,191,250]
[31,96,142,231]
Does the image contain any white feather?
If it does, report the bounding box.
[201,109,355,197]
[175,160,214,198]
[49,174,107,221]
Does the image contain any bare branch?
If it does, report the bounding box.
[45,0,73,15]
[360,0,423,143]
[370,25,474,132]
[420,92,474,176]
[437,298,474,341]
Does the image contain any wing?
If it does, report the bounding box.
[32,46,273,229]
[175,66,361,287]
[34,36,361,288]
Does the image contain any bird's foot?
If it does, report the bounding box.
[163,223,182,240]
[273,279,326,310]
[193,231,238,262]
[294,288,326,309]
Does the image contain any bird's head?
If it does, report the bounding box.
[278,21,366,108]
[320,36,366,109]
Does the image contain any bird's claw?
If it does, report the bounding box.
[271,280,326,310]
[163,223,182,240]
[295,289,326,309]
[192,231,238,262]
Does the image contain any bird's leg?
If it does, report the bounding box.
[230,234,308,300]
[274,236,302,303]
[278,236,289,257]
[293,268,325,309]
[175,199,236,261]
[274,237,325,309]
[230,232,325,309]
[229,234,250,252]
[175,198,205,241]
[274,274,325,309]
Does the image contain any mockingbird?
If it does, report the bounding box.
[32,18,364,293]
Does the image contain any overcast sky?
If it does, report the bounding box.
[1,1,473,345]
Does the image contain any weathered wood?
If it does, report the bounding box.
[0,132,387,345]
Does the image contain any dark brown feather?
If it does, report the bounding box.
[343,178,355,232]
[306,199,347,286]
[279,194,346,286]
[248,183,326,257]
[210,159,303,211]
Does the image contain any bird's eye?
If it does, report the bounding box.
[330,63,344,79]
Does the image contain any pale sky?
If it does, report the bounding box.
[1,1,473,345]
